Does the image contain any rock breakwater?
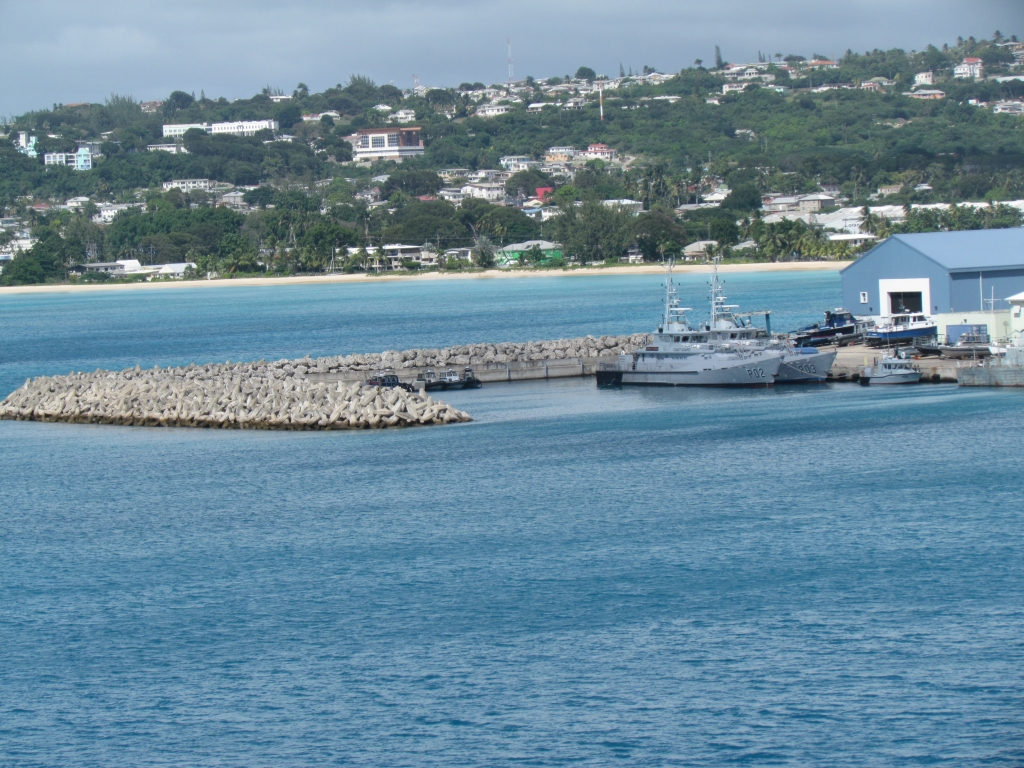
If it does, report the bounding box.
[0,364,471,430]
[0,335,648,431]
[290,334,650,377]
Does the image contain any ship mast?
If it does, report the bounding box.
[709,253,725,327]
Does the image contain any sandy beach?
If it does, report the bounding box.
[0,261,850,295]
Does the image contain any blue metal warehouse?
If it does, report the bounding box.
[841,228,1024,317]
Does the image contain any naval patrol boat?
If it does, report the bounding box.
[697,257,838,383]
[596,265,784,387]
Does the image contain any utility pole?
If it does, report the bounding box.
[507,38,514,84]
[599,82,604,121]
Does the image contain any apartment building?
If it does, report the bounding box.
[350,127,425,162]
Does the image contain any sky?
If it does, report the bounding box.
[2,0,1021,116]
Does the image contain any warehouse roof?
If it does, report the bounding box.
[872,228,1024,272]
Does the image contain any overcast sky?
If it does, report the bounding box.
[3,0,1020,116]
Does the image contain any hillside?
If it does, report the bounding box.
[1,32,1024,284]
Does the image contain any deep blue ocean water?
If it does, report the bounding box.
[2,272,1023,766]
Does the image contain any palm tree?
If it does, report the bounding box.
[471,235,496,268]
[860,206,882,235]
[759,223,789,262]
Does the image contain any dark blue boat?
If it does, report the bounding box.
[791,309,865,347]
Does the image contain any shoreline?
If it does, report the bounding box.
[0,261,850,296]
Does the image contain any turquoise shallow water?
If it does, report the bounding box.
[2,273,1023,766]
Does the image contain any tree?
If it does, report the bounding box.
[721,184,762,213]
[163,90,195,114]
[575,66,597,81]
[714,46,724,69]
[383,169,442,197]
[274,103,302,130]
[243,187,277,208]
[0,254,45,285]
[505,169,552,199]
[471,235,496,268]
[549,201,632,263]
[103,94,142,128]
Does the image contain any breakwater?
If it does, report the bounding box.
[0,335,649,430]
[300,335,649,376]
[0,364,471,430]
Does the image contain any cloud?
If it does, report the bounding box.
[1,0,1018,115]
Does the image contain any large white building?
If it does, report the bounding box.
[476,104,511,118]
[162,120,279,138]
[461,182,506,202]
[162,123,209,138]
[349,127,424,162]
[43,147,94,171]
[954,57,984,80]
[162,179,211,193]
[210,120,279,137]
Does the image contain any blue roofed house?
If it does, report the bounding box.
[840,228,1024,343]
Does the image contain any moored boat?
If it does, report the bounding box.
[367,368,416,391]
[416,366,482,390]
[858,355,922,385]
[597,263,785,388]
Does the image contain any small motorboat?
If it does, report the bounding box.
[859,355,922,385]
[366,368,415,391]
[939,331,993,359]
[417,367,482,390]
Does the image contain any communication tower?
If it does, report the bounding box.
[507,38,514,83]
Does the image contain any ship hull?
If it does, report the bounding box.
[775,347,837,383]
[614,353,784,387]
[866,326,937,346]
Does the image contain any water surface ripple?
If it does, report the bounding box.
[1,274,1022,765]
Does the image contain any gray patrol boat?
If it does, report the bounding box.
[698,257,838,383]
[597,265,785,387]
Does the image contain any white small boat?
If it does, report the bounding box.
[859,355,922,385]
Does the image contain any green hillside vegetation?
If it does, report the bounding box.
[3,32,1024,284]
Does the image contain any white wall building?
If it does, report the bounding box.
[389,109,417,123]
[162,179,212,193]
[914,71,935,86]
[92,203,144,224]
[210,120,278,137]
[163,123,210,138]
[147,143,189,154]
[163,120,278,138]
[954,58,984,80]
[43,148,93,171]
[461,182,506,202]
[476,104,511,118]
[581,143,617,161]
[350,127,425,162]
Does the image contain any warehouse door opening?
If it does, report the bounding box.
[889,291,923,314]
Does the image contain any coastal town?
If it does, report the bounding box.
[2,33,1024,281]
